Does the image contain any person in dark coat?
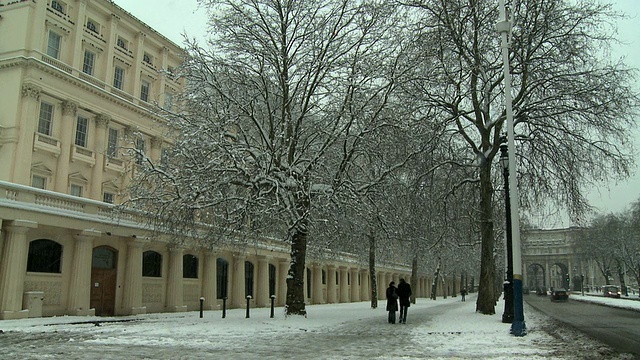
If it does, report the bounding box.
[386,281,398,324]
[460,287,467,302]
[396,278,412,324]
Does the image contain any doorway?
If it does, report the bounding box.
[90,246,118,316]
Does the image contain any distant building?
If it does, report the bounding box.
[0,0,421,320]
[521,227,629,291]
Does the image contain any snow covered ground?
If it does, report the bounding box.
[0,292,638,359]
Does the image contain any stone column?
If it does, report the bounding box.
[201,251,217,310]
[166,246,187,312]
[312,264,324,304]
[67,229,100,316]
[232,254,246,308]
[54,100,77,193]
[256,256,269,307]
[360,269,369,301]
[350,268,360,302]
[277,259,288,306]
[13,84,42,183]
[71,0,88,69]
[326,265,337,303]
[90,114,109,200]
[339,266,349,303]
[0,220,37,319]
[122,238,146,315]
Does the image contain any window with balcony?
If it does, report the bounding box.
[135,137,145,165]
[103,192,115,204]
[75,115,88,147]
[82,50,95,75]
[113,66,124,90]
[107,127,118,158]
[70,184,83,197]
[38,101,54,135]
[31,175,47,189]
[140,80,150,102]
[47,31,62,59]
[86,19,99,34]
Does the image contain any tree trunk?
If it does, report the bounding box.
[411,257,418,304]
[285,222,308,316]
[617,262,628,296]
[476,165,496,314]
[369,231,378,309]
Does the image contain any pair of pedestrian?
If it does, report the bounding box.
[386,278,412,324]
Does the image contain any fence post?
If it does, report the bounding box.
[199,297,205,318]
[246,295,252,318]
[270,294,276,318]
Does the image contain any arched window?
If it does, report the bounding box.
[245,261,254,298]
[142,250,162,277]
[92,247,117,269]
[27,239,62,273]
[268,264,276,297]
[216,258,228,299]
[183,254,198,279]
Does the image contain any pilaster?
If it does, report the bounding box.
[326,265,336,303]
[201,251,217,310]
[122,237,146,315]
[54,100,77,192]
[90,114,109,199]
[165,246,187,312]
[67,229,100,316]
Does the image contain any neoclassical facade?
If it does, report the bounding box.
[0,0,430,320]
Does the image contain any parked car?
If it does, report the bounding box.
[602,285,621,298]
[550,288,569,301]
[536,287,547,296]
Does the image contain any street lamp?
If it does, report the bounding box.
[500,139,514,324]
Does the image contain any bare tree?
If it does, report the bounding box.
[124,0,418,316]
[400,0,639,314]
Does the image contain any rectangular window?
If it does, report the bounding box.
[47,31,61,59]
[107,127,118,158]
[113,66,124,90]
[75,115,88,147]
[164,92,173,110]
[103,192,115,204]
[140,80,150,102]
[38,102,54,135]
[143,53,152,64]
[82,50,95,75]
[31,175,46,189]
[135,138,145,165]
[70,184,83,197]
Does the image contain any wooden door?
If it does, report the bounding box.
[90,247,118,316]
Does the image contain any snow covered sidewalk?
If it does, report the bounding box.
[0,294,630,359]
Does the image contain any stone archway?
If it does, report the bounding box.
[526,263,545,290]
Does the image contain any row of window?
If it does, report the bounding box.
[25,239,278,300]
[47,29,173,106]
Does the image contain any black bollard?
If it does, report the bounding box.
[222,297,227,318]
[199,297,205,318]
[270,294,276,318]
[246,295,252,318]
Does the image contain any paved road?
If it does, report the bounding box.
[525,294,640,358]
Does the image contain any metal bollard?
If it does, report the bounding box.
[270,294,276,318]
[246,295,252,318]
[199,297,205,318]
[222,297,227,318]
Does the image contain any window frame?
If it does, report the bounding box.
[70,183,83,197]
[113,66,124,90]
[27,239,63,274]
[140,80,150,102]
[47,30,62,59]
[142,250,162,277]
[38,101,54,136]
[31,175,47,189]
[82,49,96,75]
[75,115,89,147]
[107,127,118,158]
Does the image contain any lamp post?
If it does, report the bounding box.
[497,0,525,336]
[500,140,514,323]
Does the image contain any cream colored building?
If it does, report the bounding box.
[0,0,430,320]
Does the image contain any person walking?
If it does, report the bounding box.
[460,287,467,302]
[397,278,412,324]
[386,281,398,324]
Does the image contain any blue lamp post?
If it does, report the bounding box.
[500,141,514,324]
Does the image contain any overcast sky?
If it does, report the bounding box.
[113,0,640,221]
